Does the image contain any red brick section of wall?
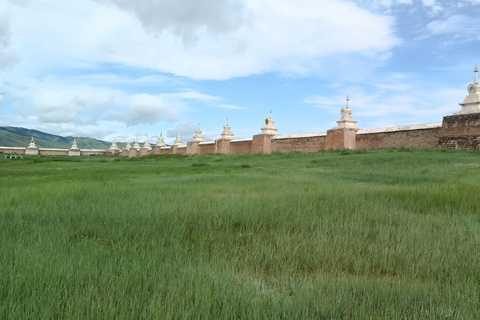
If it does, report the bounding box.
[216,140,231,154]
[325,129,354,150]
[39,150,69,156]
[139,149,151,156]
[0,148,26,154]
[251,134,272,154]
[128,149,138,158]
[356,128,442,149]
[158,148,173,155]
[199,143,215,155]
[187,142,199,155]
[438,113,480,150]
[325,129,342,150]
[80,150,108,156]
[272,136,326,153]
[344,129,357,149]
[151,146,173,155]
[176,147,187,155]
[230,140,252,154]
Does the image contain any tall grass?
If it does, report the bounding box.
[1,149,480,318]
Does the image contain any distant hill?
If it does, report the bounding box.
[0,126,111,149]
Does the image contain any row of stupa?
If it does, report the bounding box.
[24,113,274,155]
[108,63,480,152]
[105,116,240,153]
[20,65,480,155]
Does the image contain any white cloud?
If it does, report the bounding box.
[304,74,465,128]
[0,5,19,70]
[117,91,221,126]
[5,0,400,80]
[10,80,118,124]
[0,114,124,141]
[166,122,197,140]
[120,93,183,125]
[420,0,443,14]
[3,73,220,127]
[427,15,479,36]
[99,0,247,45]
[357,0,413,8]
[422,0,436,6]
[304,96,340,111]
[163,91,220,101]
[219,104,247,110]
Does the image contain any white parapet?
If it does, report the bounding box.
[273,132,327,140]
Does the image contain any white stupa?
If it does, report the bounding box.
[455,65,480,115]
[25,137,39,155]
[70,139,79,150]
[220,118,234,140]
[331,96,360,130]
[192,124,204,142]
[174,133,185,146]
[132,138,141,150]
[124,142,132,151]
[260,111,278,135]
[108,138,120,152]
[68,139,80,156]
[155,133,166,147]
[142,137,151,149]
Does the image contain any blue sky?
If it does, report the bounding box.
[0,0,479,145]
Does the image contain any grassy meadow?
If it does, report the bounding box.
[1,149,480,319]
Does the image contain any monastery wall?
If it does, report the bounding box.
[0,147,25,154]
[163,147,174,154]
[230,139,253,154]
[175,146,187,155]
[3,66,480,156]
[271,133,326,153]
[356,123,443,149]
[198,142,215,155]
[39,149,69,156]
[3,117,480,157]
[80,149,108,156]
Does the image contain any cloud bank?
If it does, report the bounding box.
[3,0,400,80]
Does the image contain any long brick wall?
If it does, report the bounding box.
[230,139,253,154]
[0,147,108,156]
[3,112,480,156]
[272,133,326,153]
[356,123,443,149]
[198,142,215,155]
[0,147,25,154]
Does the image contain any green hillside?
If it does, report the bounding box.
[0,126,111,149]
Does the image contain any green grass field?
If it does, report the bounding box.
[1,149,480,319]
